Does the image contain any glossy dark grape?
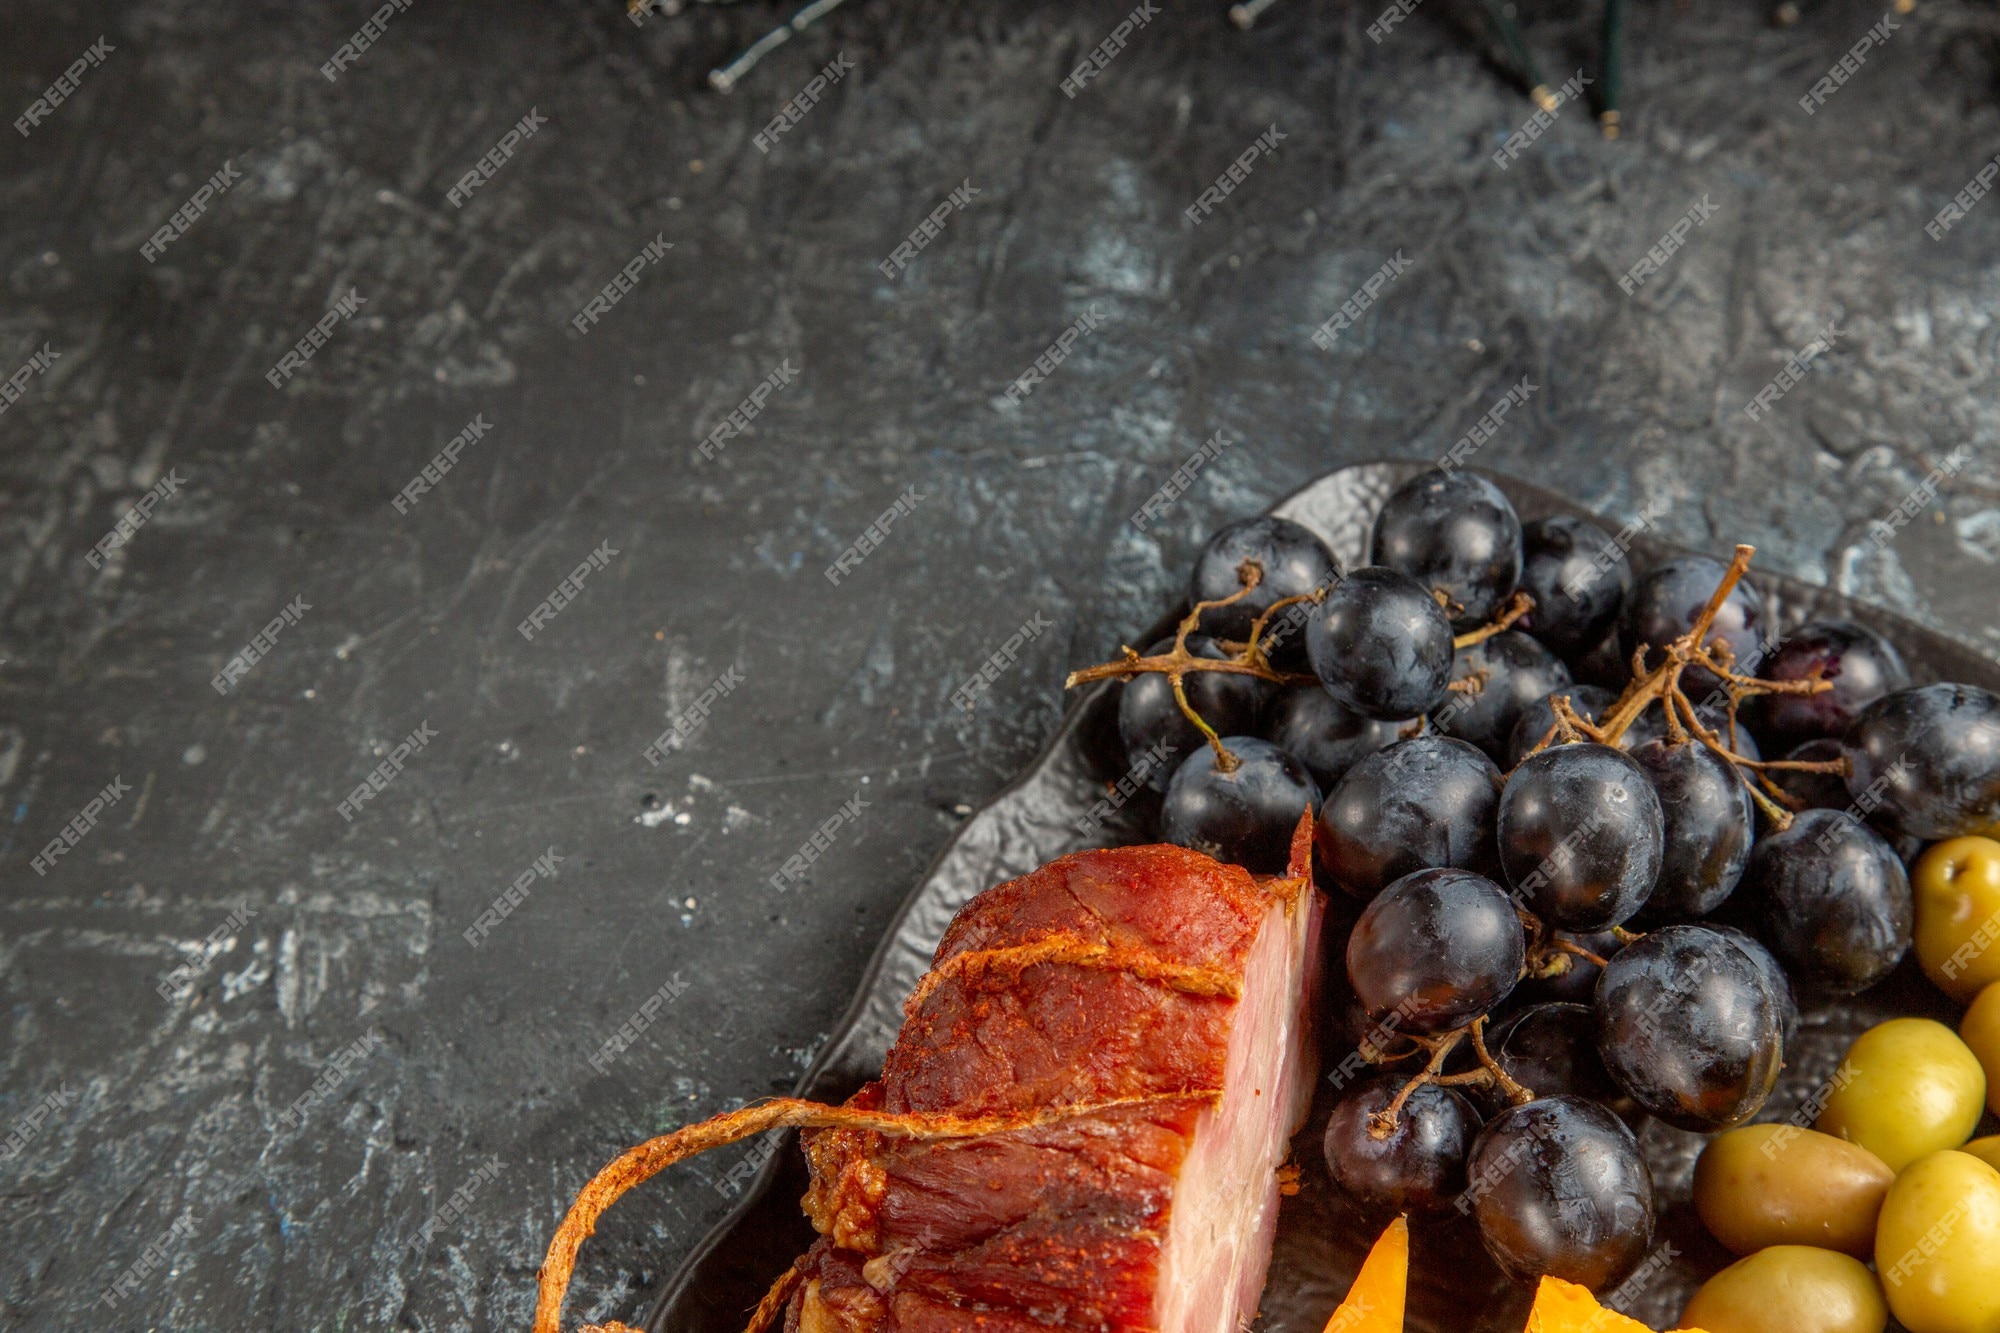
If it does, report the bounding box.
[1323,1072,1481,1213]
[1629,738,1755,922]
[1188,516,1342,653]
[1756,619,1910,745]
[1766,737,1851,813]
[1262,685,1417,792]
[1162,737,1320,873]
[1621,555,1768,695]
[1513,929,1623,1007]
[1307,567,1455,720]
[1506,684,1619,768]
[1466,1096,1656,1290]
[1592,924,1784,1131]
[1117,635,1266,793]
[1712,924,1801,1049]
[1435,631,1572,764]
[1370,469,1523,629]
[1844,683,2000,839]
[1517,515,1634,655]
[1485,1002,1624,1109]
[1315,737,1504,900]
[1498,744,1664,930]
[1742,807,1912,997]
[1347,868,1525,1035]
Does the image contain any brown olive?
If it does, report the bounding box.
[1693,1124,1895,1258]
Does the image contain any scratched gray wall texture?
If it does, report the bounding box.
[2,0,1998,1327]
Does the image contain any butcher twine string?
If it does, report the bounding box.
[533,1089,1225,1333]
[537,826,1318,1333]
[900,935,1244,1017]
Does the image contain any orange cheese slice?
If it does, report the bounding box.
[1321,1215,1408,1333]
[1524,1274,1711,1333]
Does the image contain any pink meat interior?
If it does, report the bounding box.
[1154,890,1322,1333]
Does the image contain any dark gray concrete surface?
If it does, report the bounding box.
[1,0,1997,1328]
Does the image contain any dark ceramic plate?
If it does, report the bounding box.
[649,462,2000,1333]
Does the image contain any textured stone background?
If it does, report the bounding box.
[1,0,1998,1328]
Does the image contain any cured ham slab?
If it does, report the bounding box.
[788,839,1323,1333]
[534,824,1323,1333]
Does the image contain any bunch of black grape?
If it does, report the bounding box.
[1067,468,2000,1291]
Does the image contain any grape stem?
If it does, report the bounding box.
[1513,544,1845,830]
[1363,1014,1532,1138]
[1549,934,1610,969]
[1452,589,1535,650]
[1062,561,1322,772]
[1516,905,1611,989]
[1446,669,1490,696]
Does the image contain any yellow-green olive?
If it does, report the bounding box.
[1680,1245,1887,1333]
[1914,837,2000,1002]
[1961,981,2000,1117]
[1874,1150,2000,1333]
[1815,1018,1986,1172]
[1693,1124,1895,1257]
[1962,1135,2000,1176]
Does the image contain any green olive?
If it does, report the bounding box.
[1914,837,2000,1003]
[1962,981,2000,1116]
[1962,1135,2000,1175]
[1680,1245,1887,1333]
[1874,1150,2000,1333]
[1694,1124,1895,1257]
[1815,1018,1987,1172]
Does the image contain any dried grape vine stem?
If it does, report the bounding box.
[1521,544,1847,827]
[1452,589,1535,650]
[1064,569,1537,775]
[1363,1013,1534,1140]
[1063,560,1319,773]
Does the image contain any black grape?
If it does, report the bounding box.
[1742,807,1912,997]
[1435,631,1572,764]
[1844,683,2000,839]
[1484,1002,1626,1111]
[1505,684,1619,768]
[1629,738,1755,922]
[1517,515,1634,656]
[1162,737,1320,873]
[1262,685,1417,792]
[1188,516,1342,659]
[1346,868,1525,1035]
[1766,737,1851,813]
[1592,924,1783,1131]
[1369,469,1524,629]
[1621,555,1768,695]
[1116,635,1266,792]
[1465,1096,1656,1290]
[1316,736,1504,900]
[1307,567,1455,720]
[1498,743,1664,930]
[1756,619,1909,745]
[1323,1072,1481,1214]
